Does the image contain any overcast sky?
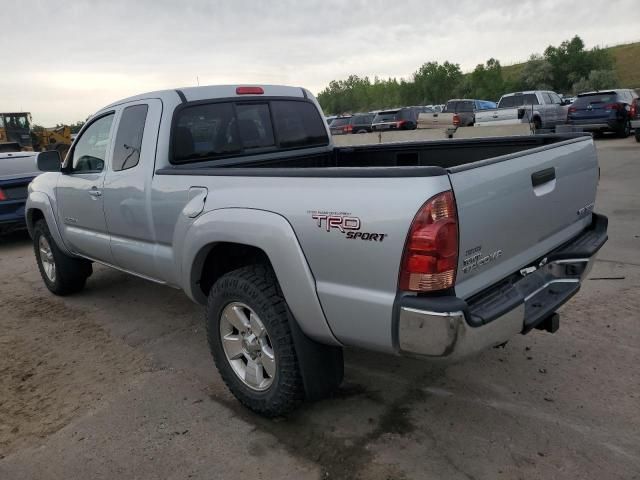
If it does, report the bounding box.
[2,0,638,125]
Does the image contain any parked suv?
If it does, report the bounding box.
[329,113,375,135]
[371,108,417,131]
[567,89,638,138]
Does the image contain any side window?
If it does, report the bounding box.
[112,105,148,171]
[271,101,329,148]
[523,94,539,105]
[70,114,114,173]
[542,92,553,104]
[236,104,275,150]
[499,96,514,108]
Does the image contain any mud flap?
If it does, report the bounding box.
[287,313,344,401]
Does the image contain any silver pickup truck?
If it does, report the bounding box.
[26,84,608,416]
[475,90,569,130]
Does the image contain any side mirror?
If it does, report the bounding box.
[36,150,62,172]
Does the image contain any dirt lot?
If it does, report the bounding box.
[1,136,639,479]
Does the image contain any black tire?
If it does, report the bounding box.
[33,219,92,295]
[635,129,640,143]
[617,120,631,138]
[206,265,304,417]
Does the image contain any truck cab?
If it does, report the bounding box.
[0,112,34,151]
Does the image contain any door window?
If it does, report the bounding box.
[112,105,149,171]
[70,114,114,173]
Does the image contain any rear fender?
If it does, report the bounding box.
[178,208,340,346]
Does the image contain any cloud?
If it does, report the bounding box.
[2,0,638,124]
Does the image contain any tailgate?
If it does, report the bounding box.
[449,136,599,299]
[418,112,455,128]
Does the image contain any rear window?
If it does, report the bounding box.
[373,111,399,123]
[351,114,373,125]
[446,101,473,113]
[172,99,328,163]
[331,117,351,127]
[499,94,539,108]
[574,93,619,106]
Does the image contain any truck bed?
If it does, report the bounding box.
[158,134,588,174]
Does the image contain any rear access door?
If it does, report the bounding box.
[448,136,599,300]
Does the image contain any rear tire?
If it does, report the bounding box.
[33,219,92,295]
[617,120,631,138]
[206,265,305,417]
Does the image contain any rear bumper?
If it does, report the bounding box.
[568,120,620,132]
[395,213,608,360]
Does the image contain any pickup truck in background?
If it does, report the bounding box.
[1,151,40,231]
[475,90,569,130]
[27,84,607,416]
[418,98,497,129]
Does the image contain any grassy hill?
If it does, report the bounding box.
[501,41,640,90]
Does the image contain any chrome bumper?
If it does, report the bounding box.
[396,214,607,360]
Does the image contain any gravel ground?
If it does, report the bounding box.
[0,136,638,479]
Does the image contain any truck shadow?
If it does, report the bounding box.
[0,228,31,248]
[76,265,453,479]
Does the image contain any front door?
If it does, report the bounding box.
[56,112,115,262]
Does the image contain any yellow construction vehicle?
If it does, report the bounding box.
[31,124,73,160]
[0,112,34,152]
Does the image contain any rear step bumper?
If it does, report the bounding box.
[394,213,608,360]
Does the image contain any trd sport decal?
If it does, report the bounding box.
[308,211,388,242]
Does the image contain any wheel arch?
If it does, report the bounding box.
[25,192,73,255]
[179,208,340,346]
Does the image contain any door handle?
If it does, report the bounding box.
[88,188,102,198]
[531,167,556,187]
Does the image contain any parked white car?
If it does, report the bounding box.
[475,91,569,130]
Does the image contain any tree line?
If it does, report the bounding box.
[317,36,618,114]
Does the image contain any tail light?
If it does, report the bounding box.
[0,188,6,201]
[630,100,637,119]
[568,106,576,114]
[344,124,353,133]
[236,86,264,95]
[452,114,461,127]
[395,120,406,128]
[604,103,620,111]
[399,191,458,292]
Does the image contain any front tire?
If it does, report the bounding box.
[33,219,92,295]
[206,265,304,417]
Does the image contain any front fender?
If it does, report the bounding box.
[178,208,340,346]
[25,191,73,256]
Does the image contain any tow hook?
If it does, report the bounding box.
[536,313,560,334]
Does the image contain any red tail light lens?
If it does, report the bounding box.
[399,191,458,292]
[568,107,576,114]
[396,120,406,128]
[453,114,461,127]
[345,124,353,133]
[604,103,619,110]
[236,86,264,95]
[630,100,637,118]
[0,188,6,201]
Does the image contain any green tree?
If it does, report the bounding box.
[519,54,554,90]
[571,69,619,94]
[413,61,462,104]
[543,35,614,92]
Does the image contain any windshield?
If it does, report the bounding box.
[373,111,399,123]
